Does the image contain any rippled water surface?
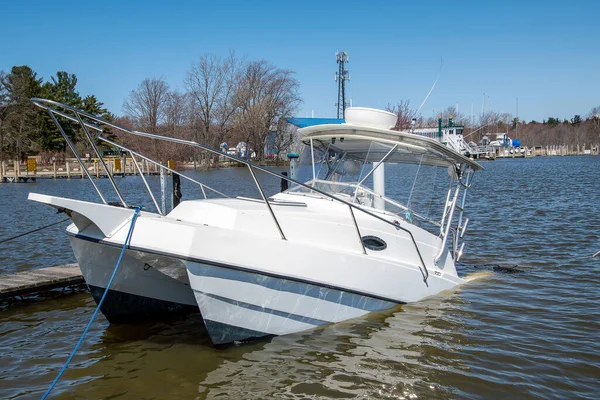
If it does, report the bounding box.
[1,157,599,399]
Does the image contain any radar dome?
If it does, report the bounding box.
[344,107,397,130]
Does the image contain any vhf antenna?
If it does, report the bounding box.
[335,51,350,119]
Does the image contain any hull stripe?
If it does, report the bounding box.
[189,275,373,322]
[195,293,316,336]
[188,264,397,312]
[194,290,330,326]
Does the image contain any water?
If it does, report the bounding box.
[1,157,599,399]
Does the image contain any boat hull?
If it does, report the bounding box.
[69,235,198,323]
[186,261,399,345]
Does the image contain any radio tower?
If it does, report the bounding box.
[335,52,350,119]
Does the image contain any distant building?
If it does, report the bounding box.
[285,117,345,155]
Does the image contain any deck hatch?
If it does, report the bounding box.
[361,235,387,251]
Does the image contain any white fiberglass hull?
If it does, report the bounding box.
[30,193,464,345]
[184,230,462,345]
[70,235,198,323]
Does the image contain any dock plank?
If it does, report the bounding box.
[0,264,84,298]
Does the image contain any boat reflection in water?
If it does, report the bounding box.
[194,290,472,399]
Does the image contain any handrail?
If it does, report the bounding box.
[98,137,229,199]
[247,165,286,240]
[74,110,128,208]
[439,179,454,236]
[434,183,460,264]
[348,205,367,254]
[33,98,229,208]
[45,109,107,204]
[31,98,431,282]
[130,153,162,215]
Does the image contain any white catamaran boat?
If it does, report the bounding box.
[29,99,482,345]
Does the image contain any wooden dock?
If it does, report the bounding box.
[0,159,162,183]
[0,264,84,298]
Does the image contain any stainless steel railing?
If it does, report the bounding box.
[434,167,474,264]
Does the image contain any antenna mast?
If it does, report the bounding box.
[335,51,350,119]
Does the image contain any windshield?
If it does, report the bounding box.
[289,138,455,233]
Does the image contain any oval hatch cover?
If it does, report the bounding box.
[362,235,387,251]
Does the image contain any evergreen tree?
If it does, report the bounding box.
[82,94,118,149]
[2,66,44,159]
[45,71,83,151]
[50,72,81,107]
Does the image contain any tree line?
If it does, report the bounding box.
[0,66,113,164]
[387,100,600,148]
[117,52,301,164]
[3,59,597,166]
[0,53,301,165]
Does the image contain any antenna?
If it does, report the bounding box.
[335,51,350,119]
[471,102,474,127]
[515,97,519,139]
[416,57,442,115]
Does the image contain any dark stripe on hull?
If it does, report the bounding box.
[88,285,198,324]
[191,264,402,345]
[197,291,330,326]
[203,319,273,346]
[190,264,399,312]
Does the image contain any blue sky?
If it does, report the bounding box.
[1,0,598,122]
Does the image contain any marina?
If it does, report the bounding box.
[2,0,599,397]
[1,155,599,399]
[0,103,599,398]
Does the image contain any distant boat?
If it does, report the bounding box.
[411,116,485,158]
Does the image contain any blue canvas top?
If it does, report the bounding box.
[287,117,345,128]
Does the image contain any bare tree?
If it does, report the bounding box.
[164,91,188,136]
[233,60,301,161]
[123,77,170,133]
[123,77,170,160]
[589,106,600,133]
[443,105,468,126]
[161,90,193,161]
[386,100,419,130]
[185,52,241,164]
[271,119,297,161]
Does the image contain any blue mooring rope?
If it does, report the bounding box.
[41,206,142,400]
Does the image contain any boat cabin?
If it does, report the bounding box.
[288,108,482,235]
